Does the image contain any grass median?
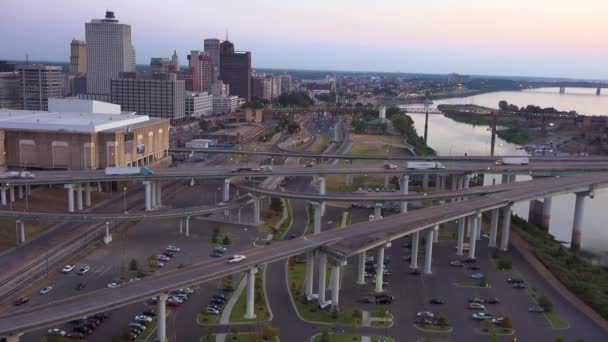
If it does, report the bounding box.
[229,267,270,323]
[313,333,394,342]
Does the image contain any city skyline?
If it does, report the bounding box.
[1,0,608,80]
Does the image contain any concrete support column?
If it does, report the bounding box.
[374,203,382,220]
[375,247,385,292]
[450,175,457,202]
[9,186,14,203]
[489,209,499,248]
[500,204,512,251]
[76,184,83,211]
[156,182,162,207]
[85,183,91,207]
[18,185,23,199]
[312,202,322,234]
[319,176,326,215]
[433,225,439,243]
[463,174,470,190]
[223,178,231,202]
[331,263,342,309]
[509,174,516,183]
[384,175,389,188]
[456,217,465,255]
[252,195,261,225]
[422,173,429,191]
[157,293,169,342]
[440,175,446,191]
[150,181,157,209]
[424,228,434,274]
[179,219,183,235]
[103,221,112,244]
[401,175,409,213]
[65,184,75,212]
[542,197,552,230]
[476,213,482,240]
[318,253,327,302]
[17,220,25,244]
[410,231,419,269]
[185,216,190,237]
[244,268,258,319]
[571,192,587,251]
[143,181,152,211]
[26,184,31,195]
[1,187,6,206]
[435,175,440,191]
[468,215,478,259]
[305,252,315,296]
[501,174,509,184]
[356,251,366,285]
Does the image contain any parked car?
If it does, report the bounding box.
[429,299,444,304]
[359,296,374,304]
[528,305,545,312]
[449,260,464,267]
[213,246,228,253]
[166,300,179,307]
[206,307,220,315]
[467,266,480,270]
[472,312,492,320]
[512,283,527,289]
[157,254,171,262]
[135,315,153,323]
[485,298,500,304]
[376,297,393,304]
[306,293,320,302]
[142,310,156,318]
[469,303,485,310]
[220,285,234,292]
[210,251,223,258]
[462,258,477,264]
[491,317,505,325]
[319,300,332,310]
[78,265,90,275]
[469,298,485,304]
[47,328,66,336]
[227,255,246,264]
[408,269,421,276]
[107,281,120,288]
[506,277,524,284]
[128,323,146,331]
[39,285,54,295]
[166,245,181,252]
[470,273,483,279]
[62,264,75,273]
[67,332,85,339]
[417,311,434,318]
[15,297,29,306]
[150,260,165,267]
[72,326,92,335]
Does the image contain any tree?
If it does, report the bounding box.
[288,256,296,270]
[436,314,448,327]
[262,325,280,340]
[538,295,553,312]
[211,228,220,244]
[199,119,210,131]
[129,258,138,271]
[498,100,509,111]
[320,331,330,342]
[270,198,283,212]
[501,316,512,329]
[222,235,231,245]
[287,121,300,134]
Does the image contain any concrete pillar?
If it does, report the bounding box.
[223,178,230,202]
[468,215,478,259]
[65,184,75,212]
[18,185,23,199]
[156,182,162,207]
[374,203,382,220]
[26,184,31,195]
[319,176,326,215]
[542,197,552,230]
[509,175,516,183]
[440,175,446,191]
[305,252,315,296]
[456,218,465,255]
[356,251,366,285]
[318,253,327,302]
[103,221,112,244]
[435,174,440,191]
[410,231,419,269]
[433,225,439,243]
[1,187,6,206]
[76,184,83,211]
[150,181,157,209]
[489,209,499,248]
[4,335,19,342]
[17,220,25,244]
[463,174,470,190]
[244,268,258,319]
[9,186,14,203]
[500,204,512,251]
[185,216,190,237]
[179,219,183,235]
[476,213,482,240]
[375,247,385,293]
[143,181,152,211]
[85,183,91,207]
[422,173,429,191]
[501,174,509,184]
[424,228,434,274]
[252,195,261,225]
[571,192,587,251]
[157,293,169,342]
[401,175,409,213]
[330,263,341,309]
[384,175,389,188]
[313,202,322,234]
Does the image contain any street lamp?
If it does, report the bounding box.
[123,187,128,214]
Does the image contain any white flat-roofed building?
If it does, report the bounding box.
[212,95,238,114]
[0,99,170,170]
[184,92,213,118]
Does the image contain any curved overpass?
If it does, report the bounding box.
[1,172,607,336]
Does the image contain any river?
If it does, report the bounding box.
[401,88,608,261]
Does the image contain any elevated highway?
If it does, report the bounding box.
[1,172,607,337]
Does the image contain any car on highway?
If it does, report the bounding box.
[157,254,171,262]
[384,162,398,169]
[135,315,153,323]
[429,299,444,304]
[512,283,527,289]
[75,282,87,291]
[472,312,492,320]
[319,300,332,310]
[78,265,90,275]
[107,281,120,288]
[469,303,485,310]
[528,305,545,312]
[39,285,53,295]
[62,264,75,273]
[15,297,29,306]
[227,255,246,264]
[166,245,181,252]
[470,273,484,279]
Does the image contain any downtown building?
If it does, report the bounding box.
[204,38,221,83]
[85,11,135,98]
[251,74,272,100]
[188,50,212,92]
[219,40,252,101]
[212,95,238,114]
[16,64,63,111]
[111,72,185,122]
[0,71,19,109]
[185,91,213,118]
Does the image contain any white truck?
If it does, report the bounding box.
[406,161,446,170]
[495,157,529,165]
[0,171,36,179]
[104,167,154,176]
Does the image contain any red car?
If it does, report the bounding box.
[166,300,179,307]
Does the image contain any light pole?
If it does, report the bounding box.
[123,187,128,214]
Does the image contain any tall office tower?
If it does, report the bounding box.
[204,38,221,82]
[279,74,292,94]
[188,51,212,92]
[219,40,252,100]
[69,39,87,74]
[85,11,135,96]
[111,72,185,121]
[17,64,63,110]
[171,50,180,71]
[271,74,282,98]
[251,74,272,100]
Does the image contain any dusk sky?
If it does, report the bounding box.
[2,0,607,80]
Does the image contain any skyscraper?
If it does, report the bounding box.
[188,51,212,92]
[17,64,63,111]
[69,39,87,74]
[204,38,220,82]
[171,50,180,71]
[219,40,251,101]
[85,11,135,96]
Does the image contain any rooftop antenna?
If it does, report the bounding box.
[225,28,228,41]
[25,54,29,65]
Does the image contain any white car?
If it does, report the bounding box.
[470,273,483,279]
[166,245,181,252]
[107,281,120,288]
[468,303,485,310]
[319,300,332,310]
[472,312,492,320]
[47,328,66,336]
[227,255,246,264]
[157,254,171,262]
[62,264,75,273]
[39,285,53,295]
[78,266,90,275]
[150,260,165,268]
[206,307,220,315]
[168,296,183,304]
[135,315,153,323]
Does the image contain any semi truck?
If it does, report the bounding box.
[495,157,529,165]
[104,167,154,176]
[0,171,36,179]
[406,162,446,170]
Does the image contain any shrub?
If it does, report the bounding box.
[436,314,448,326]
[129,258,138,271]
[320,331,330,342]
[538,295,553,312]
[223,235,231,245]
[262,325,280,339]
